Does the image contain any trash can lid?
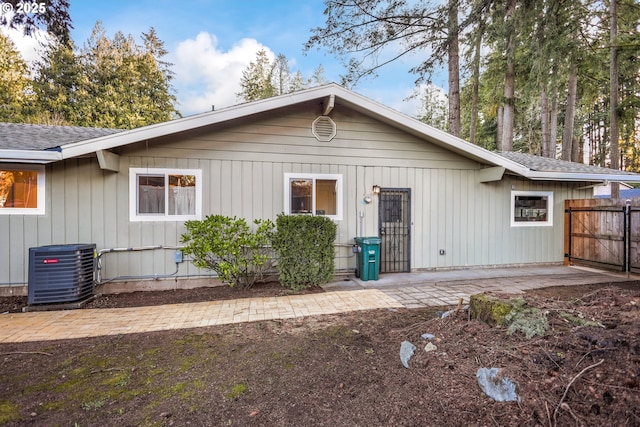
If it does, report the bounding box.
[354,236,381,244]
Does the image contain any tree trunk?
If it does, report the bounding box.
[571,135,580,162]
[541,86,550,157]
[496,105,504,151]
[550,83,559,158]
[447,0,461,137]
[562,62,577,161]
[610,0,620,198]
[469,20,483,145]
[501,0,516,151]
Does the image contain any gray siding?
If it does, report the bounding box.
[0,106,592,285]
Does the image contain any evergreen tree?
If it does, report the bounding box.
[237,51,328,102]
[306,0,463,136]
[418,84,448,131]
[237,49,276,102]
[0,32,31,122]
[72,22,179,129]
[31,40,81,125]
[0,0,72,43]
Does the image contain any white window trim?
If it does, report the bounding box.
[284,172,343,221]
[129,167,202,222]
[0,164,45,215]
[511,190,553,227]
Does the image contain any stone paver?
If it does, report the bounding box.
[1,265,637,344]
[0,290,402,343]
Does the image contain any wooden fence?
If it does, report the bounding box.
[564,198,640,272]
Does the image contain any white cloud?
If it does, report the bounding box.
[171,32,274,116]
[0,15,49,64]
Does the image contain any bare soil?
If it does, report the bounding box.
[0,282,639,426]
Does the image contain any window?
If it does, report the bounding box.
[511,191,553,227]
[130,168,202,221]
[0,165,45,215]
[284,173,343,220]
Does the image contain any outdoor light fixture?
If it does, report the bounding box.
[373,185,381,195]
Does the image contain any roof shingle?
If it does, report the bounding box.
[496,151,637,176]
[0,123,121,151]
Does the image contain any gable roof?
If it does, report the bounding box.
[1,83,638,183]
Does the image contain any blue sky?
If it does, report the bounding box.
[5,0,436,117]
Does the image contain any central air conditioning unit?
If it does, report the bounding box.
[28,244,96,305]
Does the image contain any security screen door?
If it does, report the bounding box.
[378,188,411,273]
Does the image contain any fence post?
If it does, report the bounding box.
[625,200,631,274]
[565,205,573,266]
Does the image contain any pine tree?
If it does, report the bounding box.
[31,40,81,125]
[0,32,31,122]
[72,22,179,129]
[237,49,276,102]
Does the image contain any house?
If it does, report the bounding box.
[593,182,640,199]
[2,84,640,293]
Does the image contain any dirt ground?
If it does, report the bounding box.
[0,281,638,426]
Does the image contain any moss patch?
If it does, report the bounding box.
[224,383,248,400]
[470,294,549,338]
[469,294,521,326]
[0,401,20,423]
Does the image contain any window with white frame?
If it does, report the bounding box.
[129,168,202,221]
[511,191,553,227]
[284,173,343,220]
[0,164,45,215]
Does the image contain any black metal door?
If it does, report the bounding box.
[378,188,411,273]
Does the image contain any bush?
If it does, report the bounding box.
[180,215,275,289]
[272,214,337,291]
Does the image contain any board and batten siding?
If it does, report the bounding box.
[0,104,591,286]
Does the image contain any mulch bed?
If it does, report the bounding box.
[0,282,638,426]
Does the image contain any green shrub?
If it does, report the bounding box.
[272,214,337,291]
[180,215,275,289]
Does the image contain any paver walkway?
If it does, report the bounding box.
[0,290,402,343]
[1,265,637,344]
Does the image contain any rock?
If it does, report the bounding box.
[476,367,520,402]
[421,333,435,340]
[424,342,437,352]
[400,341,416,368]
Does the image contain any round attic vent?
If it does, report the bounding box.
[312,116,336,142]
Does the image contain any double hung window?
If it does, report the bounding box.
[130,168,202,221]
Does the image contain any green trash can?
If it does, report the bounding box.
[354,236,381,281]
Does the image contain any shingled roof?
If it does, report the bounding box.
[1,84,639,183]
[0,122,121,151]
[497,151,637,176]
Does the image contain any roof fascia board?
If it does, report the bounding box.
[0,149,62,163]
[526,171,640,182]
